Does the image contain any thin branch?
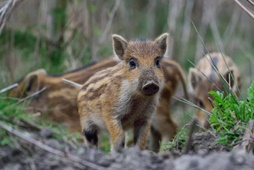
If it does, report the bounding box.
[99,0,120,44]
[247,0,254,6]
[0,122,106,170]
[183,118,198,154]
[0,0,24,34]
[0,83,18,94]
[15,87,47,105]
[20,118,43,131]
[234,0,254,19]
[0,0,13,33]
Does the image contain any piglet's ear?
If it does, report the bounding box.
[188,68,202,90]
[8,69,47,98]
[112,34,128,60]
[154,33,169,55]
[23,69,46,95]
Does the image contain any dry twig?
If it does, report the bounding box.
[0,0,23,34]
[20,118,43,131]
[15,87,47,105]
[183,118,198,154]
[0,83,18,94]
[247,0,254,6]
[234,0,254,19]
[0,122,106,170]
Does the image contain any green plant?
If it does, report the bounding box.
[161,127,188,152]
[209,81,254,146]
[0,96,29,146]
[0,97,29,124]
[0,93,83,147]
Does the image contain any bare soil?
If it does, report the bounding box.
[1,125,254,170]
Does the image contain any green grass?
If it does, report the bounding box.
[0,97,29,125]
[161,127,188,152]
[0,95,29,146]
[209,82,254,146]
[0,92,114,153]
[0,93,84,148]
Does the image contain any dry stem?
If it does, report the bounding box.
[0,122,106,170]
[234,0,254,19]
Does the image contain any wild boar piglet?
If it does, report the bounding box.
[78,33,168,152]
[188,52,241,128]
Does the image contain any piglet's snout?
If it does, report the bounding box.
[142,80,159,96]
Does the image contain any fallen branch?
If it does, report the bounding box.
[0,121,106,170]
[234,0,254,19]
[20,118,43,131]
[0,83,18,94]
[247,0,254,6]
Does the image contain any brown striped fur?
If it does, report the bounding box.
[8,37,188,153]
[78,33,168,152]
[150,58,187,152]
[8,58,118,131]
[188,52,241,128]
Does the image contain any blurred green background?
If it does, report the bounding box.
[0,0,253,97]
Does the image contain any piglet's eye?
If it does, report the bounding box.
[198,100,204,108]
[155,56,161,68]
[129,58,138,69]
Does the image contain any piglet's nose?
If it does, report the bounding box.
[142,81,159,96]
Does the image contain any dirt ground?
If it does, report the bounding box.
[1,125,254,170]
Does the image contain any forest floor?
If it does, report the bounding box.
[1,121,254,170]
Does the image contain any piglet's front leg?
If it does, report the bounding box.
[134,119,151,150]
[104,116,125,152]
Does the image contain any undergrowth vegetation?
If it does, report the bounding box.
[0,92,115,152]
[209,82,254,146]
[163,81,254,152]
[161,127,188,152]
[0,93,83,148]
[0,96,29,146]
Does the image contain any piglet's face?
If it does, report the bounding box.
[112,33,168,96]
